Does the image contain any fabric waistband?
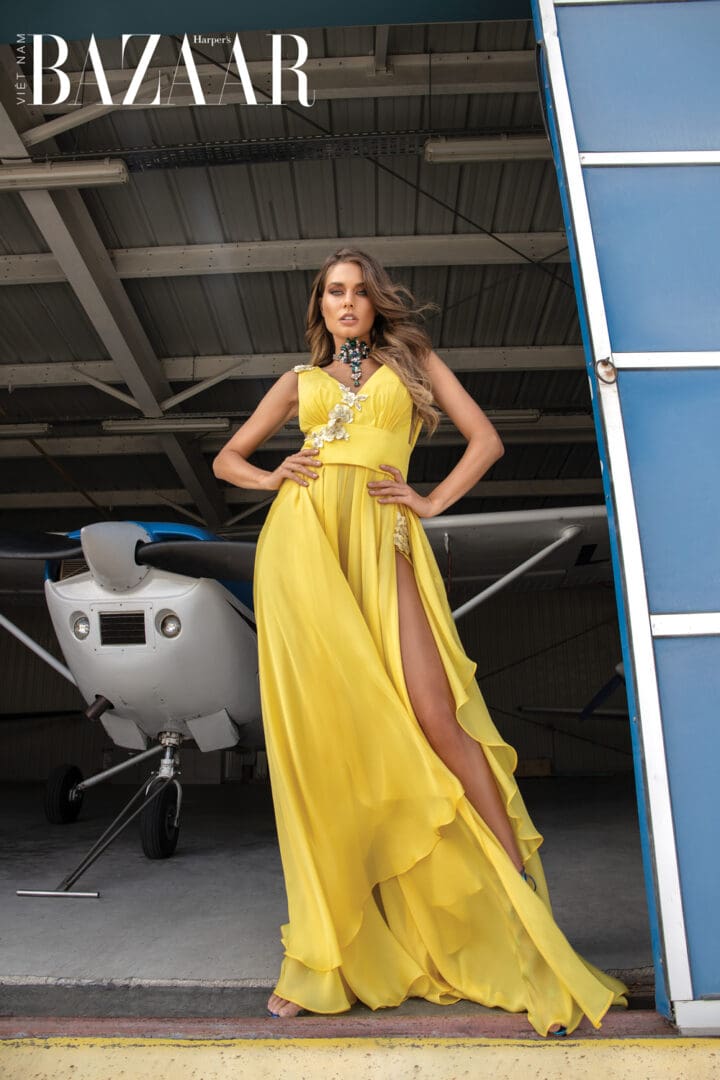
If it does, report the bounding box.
[302,423,413,476]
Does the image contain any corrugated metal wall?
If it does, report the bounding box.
[1,598,83,713]
[465,584,629,774]
[0,597,102,779]
[0,584,628,781]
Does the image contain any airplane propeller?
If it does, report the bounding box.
[135,540,256,581]
[0,530,256,582]
[0,531,84,560]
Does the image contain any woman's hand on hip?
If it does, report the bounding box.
[367,465,439,518]
[259,447,322,490]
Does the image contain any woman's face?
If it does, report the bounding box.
[319,261,376,349]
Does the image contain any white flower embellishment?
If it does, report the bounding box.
[309,385,368,449]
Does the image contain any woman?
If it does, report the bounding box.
[213,248,627,1035]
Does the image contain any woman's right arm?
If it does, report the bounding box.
[212,370,322,492]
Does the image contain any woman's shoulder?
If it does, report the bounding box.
[274,363,318,400]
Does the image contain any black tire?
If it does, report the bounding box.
[140,782,180,859]
[44,764,84,824]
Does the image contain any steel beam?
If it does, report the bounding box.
[20,77,171,147]
[373,26,391,74]
[18,188,166,414]
[0,347,584,391]
[0,83,227,529]
[17,188,227,528]
[0,479,603,510]
[21,102,118,146]
[37,50,538,113]
[157,433,228,527]
[0,489,263,510]
[0,415,596,458]
[0,232,569,286]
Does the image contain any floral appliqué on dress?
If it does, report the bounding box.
[393,511,411,559]
[306,383,368,450]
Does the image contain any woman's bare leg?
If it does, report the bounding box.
[395,552,524,871]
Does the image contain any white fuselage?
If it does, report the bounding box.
[45,569,261,752]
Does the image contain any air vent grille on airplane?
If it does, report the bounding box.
[99,611,146,645]
[59,558,89,580]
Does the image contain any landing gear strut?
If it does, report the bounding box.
[140,740,182,859]
[19,732,183,899]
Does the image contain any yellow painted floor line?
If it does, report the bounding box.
[1,1036,719,1080]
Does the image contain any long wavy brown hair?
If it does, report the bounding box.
[305,248,440,436]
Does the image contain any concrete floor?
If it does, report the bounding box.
[0,775,653,1018]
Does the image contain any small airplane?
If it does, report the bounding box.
[1,520,258,896]
[0,504,616,896]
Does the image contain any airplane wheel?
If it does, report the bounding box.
[140,783,179,859]
[44,764,84,824]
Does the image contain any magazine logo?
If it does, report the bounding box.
[22,33,315,107]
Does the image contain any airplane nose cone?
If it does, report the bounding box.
[81,521,152,591]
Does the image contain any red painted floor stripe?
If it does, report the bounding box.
[0,1011,675,1041]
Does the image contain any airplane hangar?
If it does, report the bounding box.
[0,12,649,1019]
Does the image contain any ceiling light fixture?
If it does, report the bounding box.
[424,136,551,164]
[0,159,129,192]
[0,423,50,437]
[102,418,231,434]
[485,409,542,424]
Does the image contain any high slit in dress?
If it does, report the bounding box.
[252,362,627,1035]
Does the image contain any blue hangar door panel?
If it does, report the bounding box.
[532,0,720,1035]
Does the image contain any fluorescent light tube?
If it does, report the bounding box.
[0,159,128,192]
[424,136,551,164]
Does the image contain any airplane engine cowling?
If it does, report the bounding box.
[44,568,260,750]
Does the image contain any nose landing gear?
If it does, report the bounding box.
[21,731,185,898]
[140,738,183,859]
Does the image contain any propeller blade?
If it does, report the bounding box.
[0,531,83,560]
[135,540,256,581]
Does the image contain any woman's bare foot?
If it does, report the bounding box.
[267,992,305,1017]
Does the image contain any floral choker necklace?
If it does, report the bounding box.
[333,337,370,388]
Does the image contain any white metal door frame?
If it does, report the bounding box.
[534,0,694,1006]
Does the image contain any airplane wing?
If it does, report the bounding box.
[421,505,611,615]
[0,506,610,601]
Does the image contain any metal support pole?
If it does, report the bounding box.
[17,777,173,900]
[451,525,582,621]
[0,612,77,685]
[75,743,164,792]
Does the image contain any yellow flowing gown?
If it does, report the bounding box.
[253,363,627,1035]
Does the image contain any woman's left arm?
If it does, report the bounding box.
[367,350,504,518]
